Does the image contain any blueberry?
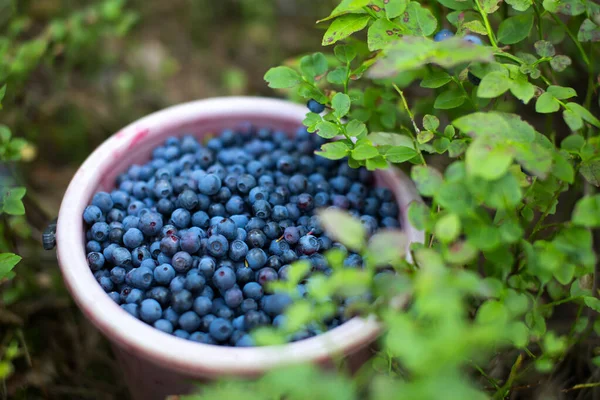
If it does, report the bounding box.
[121,303,139,318]
[215,218,237,241]
[152,319,173,334]
[207,234,229,258]
[112,247,132,267]
[91,222,110,242]
[298,235,319,255]
[209,318,233,342]
[86,240,102,253]
[173,329,190,339]
[180,230,202,253]
[463,34,483,45]
[108,291,121,304]
[307,99,326,114]
[236,266,254,285]
[189,332,215,344]
[283,226,300,244]
[146,286,170,307]
[171,289,193,313]
[263,221,282,239]
[177,189,199,210]
[242,282,263,300]
[193,296,213,316]
[225,196,245,215]
[252,199,272,219]
[468,71,482,86]
[92,192,113,213]
[381,216,400,228]
[123,228,144,249]
[171,208,191,228]
[229,240,249,262]
[297,193,314,211]
[184,270,206,292]
[198,256,216,278]
[261,294,292,317]
[243,310,264,331]
[110,266,126,284]
[191,211,210,229]
[434,28,454,42]
[224,287,243,308]
[256,267,278,287]
[172,251,193,273]
[139,299,162,323]
[160,235,180,256]
[212,266,236,291]
[154,264,176,285]
[240,298,258,313]
[163,307,180,326]
[87,252,105,271]
[246,248,267,270]
[83,205,103,225]
[317,236,332,251]
[380,202,398,218]
[277,155,297,174]
[236,174,257,194]
[198,174,222,195]
[99,276,114,292]
[129,266,154,289]
[246,217,266,231]
[268,239,289,256]
[179,311,202,332]
[207,203,226,217]
[249,186,269,204]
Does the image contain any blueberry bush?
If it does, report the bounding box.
[184,0,600,399]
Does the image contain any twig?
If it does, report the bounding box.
[392,84,427,166]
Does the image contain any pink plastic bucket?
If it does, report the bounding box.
[55,97,424,400]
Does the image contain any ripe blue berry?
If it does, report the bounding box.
[207,234,229,258]
[198,174,222,195]
[307,99,326,114]
[92,192,113,213]
[154,263,176,285]
[179,311,202,332]
[153,319,174,334]
[140,299,162,323]
[171,289,193,313]
[463,34,483,45]
[434,28,454,42]
[123,228,144,249]
[245,248,267,270]
[212,266,236,291]
[83,205,103,225]
[171,208,191,228]
[209,318,233,342]
[193,296,212,316]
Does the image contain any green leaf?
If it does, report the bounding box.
[466,139,514,180]
[365,155,389,170]
[0,84,5,108]
[543,0,585,16]
[317,0,370,23]
[497,12,534,44]
[448,139,468,157]
[1,187,26,216]
[408,201,431,230]
[318,208,366,251]
[411,165,443,197]
[369,131,414,147]
[463,20,488,35]
[477,71,512,98]
[334,44,357,63]
[482,0,502,13]
[417,130,434,144]
[536,92,560,113]
[322,14,371,46]
[316,142,350,160]
[477,301,508,326]
[264,67,302,89]
[565,102,600,128]
[303,112,322,132]
[584,296,600,312]
[433,137,450,153]
[367,19,401,51]
[400,2,437,36]
[561,134,584,152]
[385,145,418,163]
[513,141,553,179]
[550,55,571,72]
[297,83,328,103]
[563,109,583,131]
[420,70,452,88]
[327,67,348,85]
[300,53,328,80]
[346,120,367,138]
[468,173,523,209]
[453,112,536,143]
[434,89,466,109]
[368,230,407,265]
[547,85,577,100]
[369,36,494,78]
[534,40,555,57]
[315,121,340,139]
[352,142,379,160]
[435,213,461,243]
[552,152,575,183]
[506,0,532,11]
[509,76,536,104]
[437,0,475,11]
[0,253,21,280]
[422,114,439,131]
[386,0,408,19]
[572,195,600,227]
[580,160,600,187]
[578,19,600,42]
[332,93,351,119]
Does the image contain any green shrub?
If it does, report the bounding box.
[187,1,600,399]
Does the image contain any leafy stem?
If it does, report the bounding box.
[548,12,590,66]
[474,0,498,48]
[392,84,427,166]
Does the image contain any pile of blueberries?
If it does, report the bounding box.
[83,119,400,347]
